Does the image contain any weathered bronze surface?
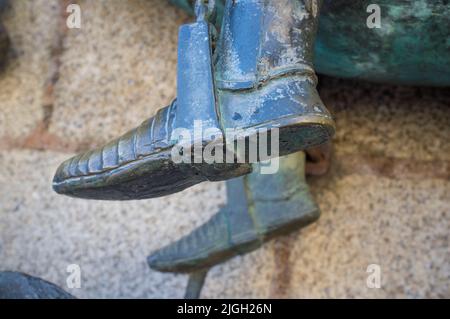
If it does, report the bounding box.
[52,0,334,200]
[172,0,450,86]
[148,151,319,298]
[148,151,319,273]
[0,272,74,299]
[215,0,334,156]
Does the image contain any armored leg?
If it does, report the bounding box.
[53,2,251,200]
[147,151,320,273]
[53,0,334,200]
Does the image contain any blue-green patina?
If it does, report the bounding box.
[171,0,450,86]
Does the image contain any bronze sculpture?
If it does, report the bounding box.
[15,0,444,299]
[48,0,337,299]
[49,0,334,298]
[148,152,318,273]
[52,0,334,200]
[173,0,450,86]
[149,151,319,298]
[0,272,74,299]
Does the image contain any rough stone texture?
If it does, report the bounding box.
[321,77,450,162]
[0,0,60,140]
[49,0,189,148]
[0,150,225,298]
[0,0,449,298]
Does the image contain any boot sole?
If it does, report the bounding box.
[53,147,250,200]
[249,113,335,156]
[223,113,335,163]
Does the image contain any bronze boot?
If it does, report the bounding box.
[215,0,334,157]
[0,271,74,299]
[147,151,320,273]
[53,2,251,200]
[53,0,334,200]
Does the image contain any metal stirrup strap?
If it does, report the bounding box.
[195,0,216,22]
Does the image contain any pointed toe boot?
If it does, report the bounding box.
[147,151,320,273]
[53,101,250,200]
[53,6,251,200]
[54,0,334,200]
